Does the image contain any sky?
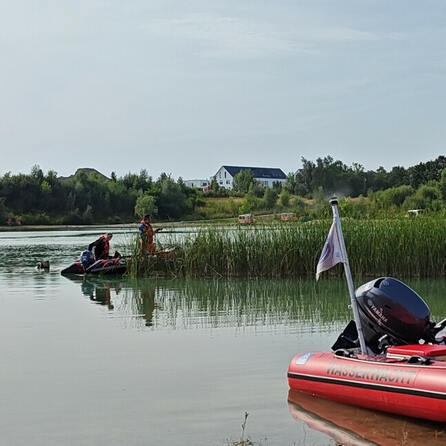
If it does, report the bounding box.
[0,0,445,180]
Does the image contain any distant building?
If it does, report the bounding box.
[214,165,286,189]
[184,179,210,189]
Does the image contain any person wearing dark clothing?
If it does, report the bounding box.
[88,233,113,260]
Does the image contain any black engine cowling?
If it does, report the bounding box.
[333,277,436,353]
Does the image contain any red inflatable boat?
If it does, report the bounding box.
[290,199,446,422]
[288,344,446,422]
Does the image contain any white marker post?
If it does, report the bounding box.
[329,198,368,355]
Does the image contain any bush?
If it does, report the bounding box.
[263,188,277,209]
[240,193,261,213]
[339,196,370,219]
[372,185,415,209]
[403,183,442,211]
[279,189,290,207]
[107,215,123,224]
[20,212,51,225]
[61,210,85,225]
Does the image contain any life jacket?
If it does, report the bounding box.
[99,235,110,254]
[140,220,154,244]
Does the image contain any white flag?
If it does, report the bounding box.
[316,221,345,280]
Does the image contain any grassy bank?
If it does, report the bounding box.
[128,217,446,279]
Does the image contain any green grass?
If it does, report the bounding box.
[127,217,446,279]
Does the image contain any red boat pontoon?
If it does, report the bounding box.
[288,345,446,422]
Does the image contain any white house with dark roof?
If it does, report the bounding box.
[214,165,287,189]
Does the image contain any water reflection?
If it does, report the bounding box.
[61,276,446,335]
[60,277,356,331]
[288,389,446,446]
[66,276,121,310]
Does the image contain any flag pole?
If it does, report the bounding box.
[329,197,368,355]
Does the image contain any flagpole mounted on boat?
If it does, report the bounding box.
[316,197,368,355]
[330,198,368,354]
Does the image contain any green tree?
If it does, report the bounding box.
[440,168,446,203]
[41,180,52,195]
[0,197,7,224]
[134,192,157,218]
[45,170,58,186]
[233,170,256,194]
[31,164,44,183]
[210,176,220,192]
[284,173,297,194]
[157,177,188,219]
[248,181,264,198]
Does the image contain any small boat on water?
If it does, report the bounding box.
[61,257,126,275]
[60,247,176,276]
[288,198,446,422]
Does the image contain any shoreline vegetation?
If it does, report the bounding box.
[1,155,446,227]
[0,218,237,232]
[127,217,446,279]
[3,156,446,279]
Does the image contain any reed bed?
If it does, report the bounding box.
[128,217,446,279]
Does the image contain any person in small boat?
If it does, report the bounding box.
[139,214,162,254]
[88,233,113,260]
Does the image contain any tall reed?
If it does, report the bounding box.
[128,217,446,279]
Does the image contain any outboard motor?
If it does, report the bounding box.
[333,277,438,354]
[355,277,433,351]
[80,250,94,270]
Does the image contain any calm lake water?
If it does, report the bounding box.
[1,228,446,445]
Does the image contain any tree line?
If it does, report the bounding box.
[1,155,446,225]
[207,155,446,217]
[284,155,446,197]
[0,166,202,225]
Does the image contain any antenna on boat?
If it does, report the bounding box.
[329,197,368,355]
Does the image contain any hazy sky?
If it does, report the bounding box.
[1,1,445,180]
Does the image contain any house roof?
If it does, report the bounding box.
[221,166,286,180]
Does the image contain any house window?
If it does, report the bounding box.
[226,180,230,184]
[224,171,226,178]
[219,181,223,185]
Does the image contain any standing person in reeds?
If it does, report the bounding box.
[139,214,162,254]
